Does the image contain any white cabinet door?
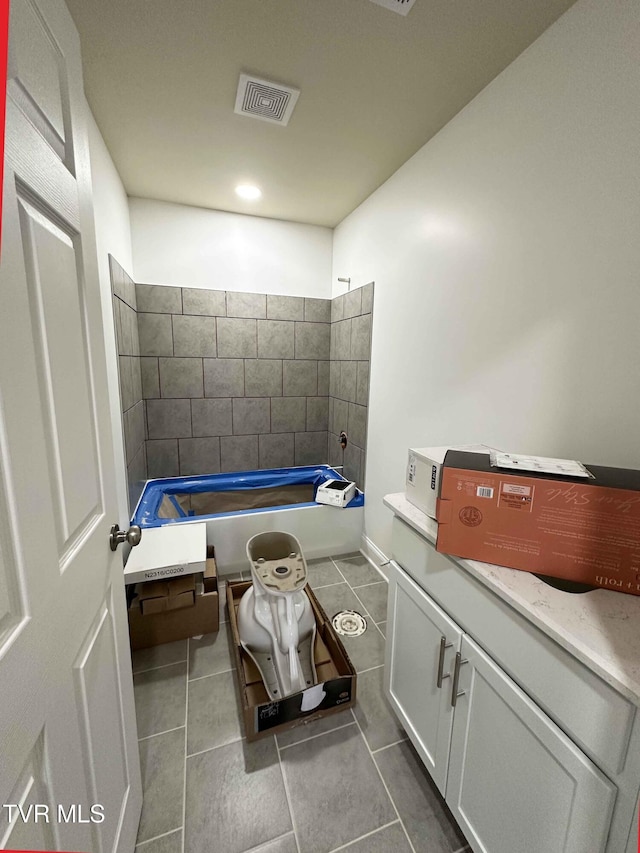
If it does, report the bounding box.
[385,560,463,794]
[446,635,616,853]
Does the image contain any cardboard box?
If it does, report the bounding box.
[436,450,640,595]
[227,581,357,741]
[123,522,207,585]
[135,574,196,615]
[128,556,219,650]
[406,445,493,518]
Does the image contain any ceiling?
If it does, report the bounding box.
[67,0,576,228]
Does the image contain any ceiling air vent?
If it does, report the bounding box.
[368,0,417,15]
[234,74,300,126]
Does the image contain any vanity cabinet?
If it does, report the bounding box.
[384,513,640,853]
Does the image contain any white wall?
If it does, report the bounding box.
[130,198,333,297]
[333,0,640,558]
[87,107,132,525]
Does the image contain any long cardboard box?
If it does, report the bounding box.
[436,450,640,595]
[128,556,219,650]
[227,581,357,741]
[124,522,207,585]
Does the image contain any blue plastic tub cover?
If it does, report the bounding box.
[133,464,364,527]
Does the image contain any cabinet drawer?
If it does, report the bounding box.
[391,516,635,777]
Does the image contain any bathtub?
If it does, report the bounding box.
[132,465,364,576]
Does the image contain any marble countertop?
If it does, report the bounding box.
[384,492,640,704]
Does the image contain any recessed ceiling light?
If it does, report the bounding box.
[235,184,262,200]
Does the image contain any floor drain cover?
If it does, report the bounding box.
[332,610,367,637]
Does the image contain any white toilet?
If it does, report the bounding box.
[237,531,318,700]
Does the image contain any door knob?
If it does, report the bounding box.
[109,523,142,551]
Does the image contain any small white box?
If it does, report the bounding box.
[315,479,357,508]
[123,522,207,585]
[406,445,493,519]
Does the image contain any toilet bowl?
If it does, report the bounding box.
[237,531,317,700]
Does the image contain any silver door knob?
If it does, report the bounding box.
[109,523,142,551]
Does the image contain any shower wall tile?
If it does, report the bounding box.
[343,288,362,319]
[329,361,340,398]
[139,287,331,477]
[307,397,329,432]
[113,295,123,351]
[339,361,357,404]
[328,283,374,490]
[110,256,147,517]
[118,301,136,356]
[178,437,221,476]
[356,361,370,407]
[220,435,259,472]
[351,314,372,360]
[348,403,368,448]
[226,291,266,319]
[136,284,182,315]
[271,397,306,434]
[244,359,283,397]
[331,293,345,323]
[331,319,352,361]
[295,432,328,466]
[304,298,331,323]
[332,398,349,437]
[267,295,303,321]
[141,357,160,399]
[259,433,294,469]
[147,439,180,478]
[343,441,362,486]
[119,356,134,413]
[217,317,257,358]
[124,401,146,465]
[132,357,143,403]
[146,399,192,439]
[232,398,270,435]
[283,360,317,397]
[131,307,141,356]
[128,443,147,510]
[109,255,128,305]
[191,398,233,437]
[138,313,173,356]
[257,320,295,359]
[159,357,204,399]
[110,258,132,306]
[361,282,374,314]
[318,361,330,396]
[172,315,217,357]
[204,358,245,398]
[328,432,342,469]
[183,288,226,316]
[294,322,331,360]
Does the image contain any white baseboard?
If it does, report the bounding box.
[360,534,390,582]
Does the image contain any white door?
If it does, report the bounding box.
[0,0,142,851]
[384,561,462,794]
[446,635,616,853]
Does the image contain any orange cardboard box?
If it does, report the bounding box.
[436,450,640,595]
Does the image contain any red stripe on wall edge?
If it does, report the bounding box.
[0,0,8,251]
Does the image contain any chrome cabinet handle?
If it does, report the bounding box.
[436,635,453,688]
[451,651,469,707]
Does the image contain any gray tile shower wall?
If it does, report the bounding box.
[328,283,373,490]
[109,256,147,514]
[138,288,332,478]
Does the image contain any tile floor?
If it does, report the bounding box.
[131,554,470,853]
